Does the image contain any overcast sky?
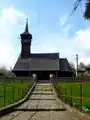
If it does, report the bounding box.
[0,0,90,69]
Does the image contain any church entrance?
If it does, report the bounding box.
[37,71,50,80]
[31,71,50,80]
[31,71,58,80]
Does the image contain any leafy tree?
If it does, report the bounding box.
[86,63,90,67]
[0,66,8,74]
[70,62,76,74]
[78,62,86,69]
[0,66,16,77]
[84,0,90,19]
[72,0,90,19]
[70,62,75,69]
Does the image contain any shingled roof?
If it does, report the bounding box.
[30,53,59,59]
[59,58,72,72]
[13,53,60,71]
[13,53,73,72]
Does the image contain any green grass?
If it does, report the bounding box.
[0,82,31,108]
[55,81,90,111]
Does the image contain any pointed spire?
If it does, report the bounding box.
[25,18,29,33]
[20,18,32,40]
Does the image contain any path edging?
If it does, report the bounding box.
[53,83,90,120]
[0,81,36,117]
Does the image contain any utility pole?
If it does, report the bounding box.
[76,54,78,77]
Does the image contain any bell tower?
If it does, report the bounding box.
[20,19,32,58]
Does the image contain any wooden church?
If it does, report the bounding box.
[12,20,73,80]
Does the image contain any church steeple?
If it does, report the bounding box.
[20,19,32,58]
[25,19,29,33]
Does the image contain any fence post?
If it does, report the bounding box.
[70,85,73,106]
[18,88,20,100]
[80,83,83,112]
[59,85,61,98]
[67,84,69,103]
[65,87,67,102]
[22,88,23,98]
[12,86,14,103]
[4,84,6,107]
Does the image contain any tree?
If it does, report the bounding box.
[0,66,8,74]
[72,0,90,19]
[86,63,90,67]
[0,66,16,77]
[78,62,86,69]
[70,62,75,69]
[84,0,90,19]
[70,62,76,73]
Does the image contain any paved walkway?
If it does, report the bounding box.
[0,83,90,120]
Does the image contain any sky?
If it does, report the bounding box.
[0,0,90,69]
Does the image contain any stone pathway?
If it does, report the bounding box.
[0,83,90,120]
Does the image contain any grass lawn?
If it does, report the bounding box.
[0,82,31,108]
[54,81,90,110]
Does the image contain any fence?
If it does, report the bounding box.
[51,76,90,84]
[53,80,90,112]
[0,76,33,83]
[0,77,35,108]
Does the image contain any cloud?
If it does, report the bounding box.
[32,27,90,66]
[0,7,26,69]
[59,14,72,35]
[0,7,90,70]
[60,15,68,26]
